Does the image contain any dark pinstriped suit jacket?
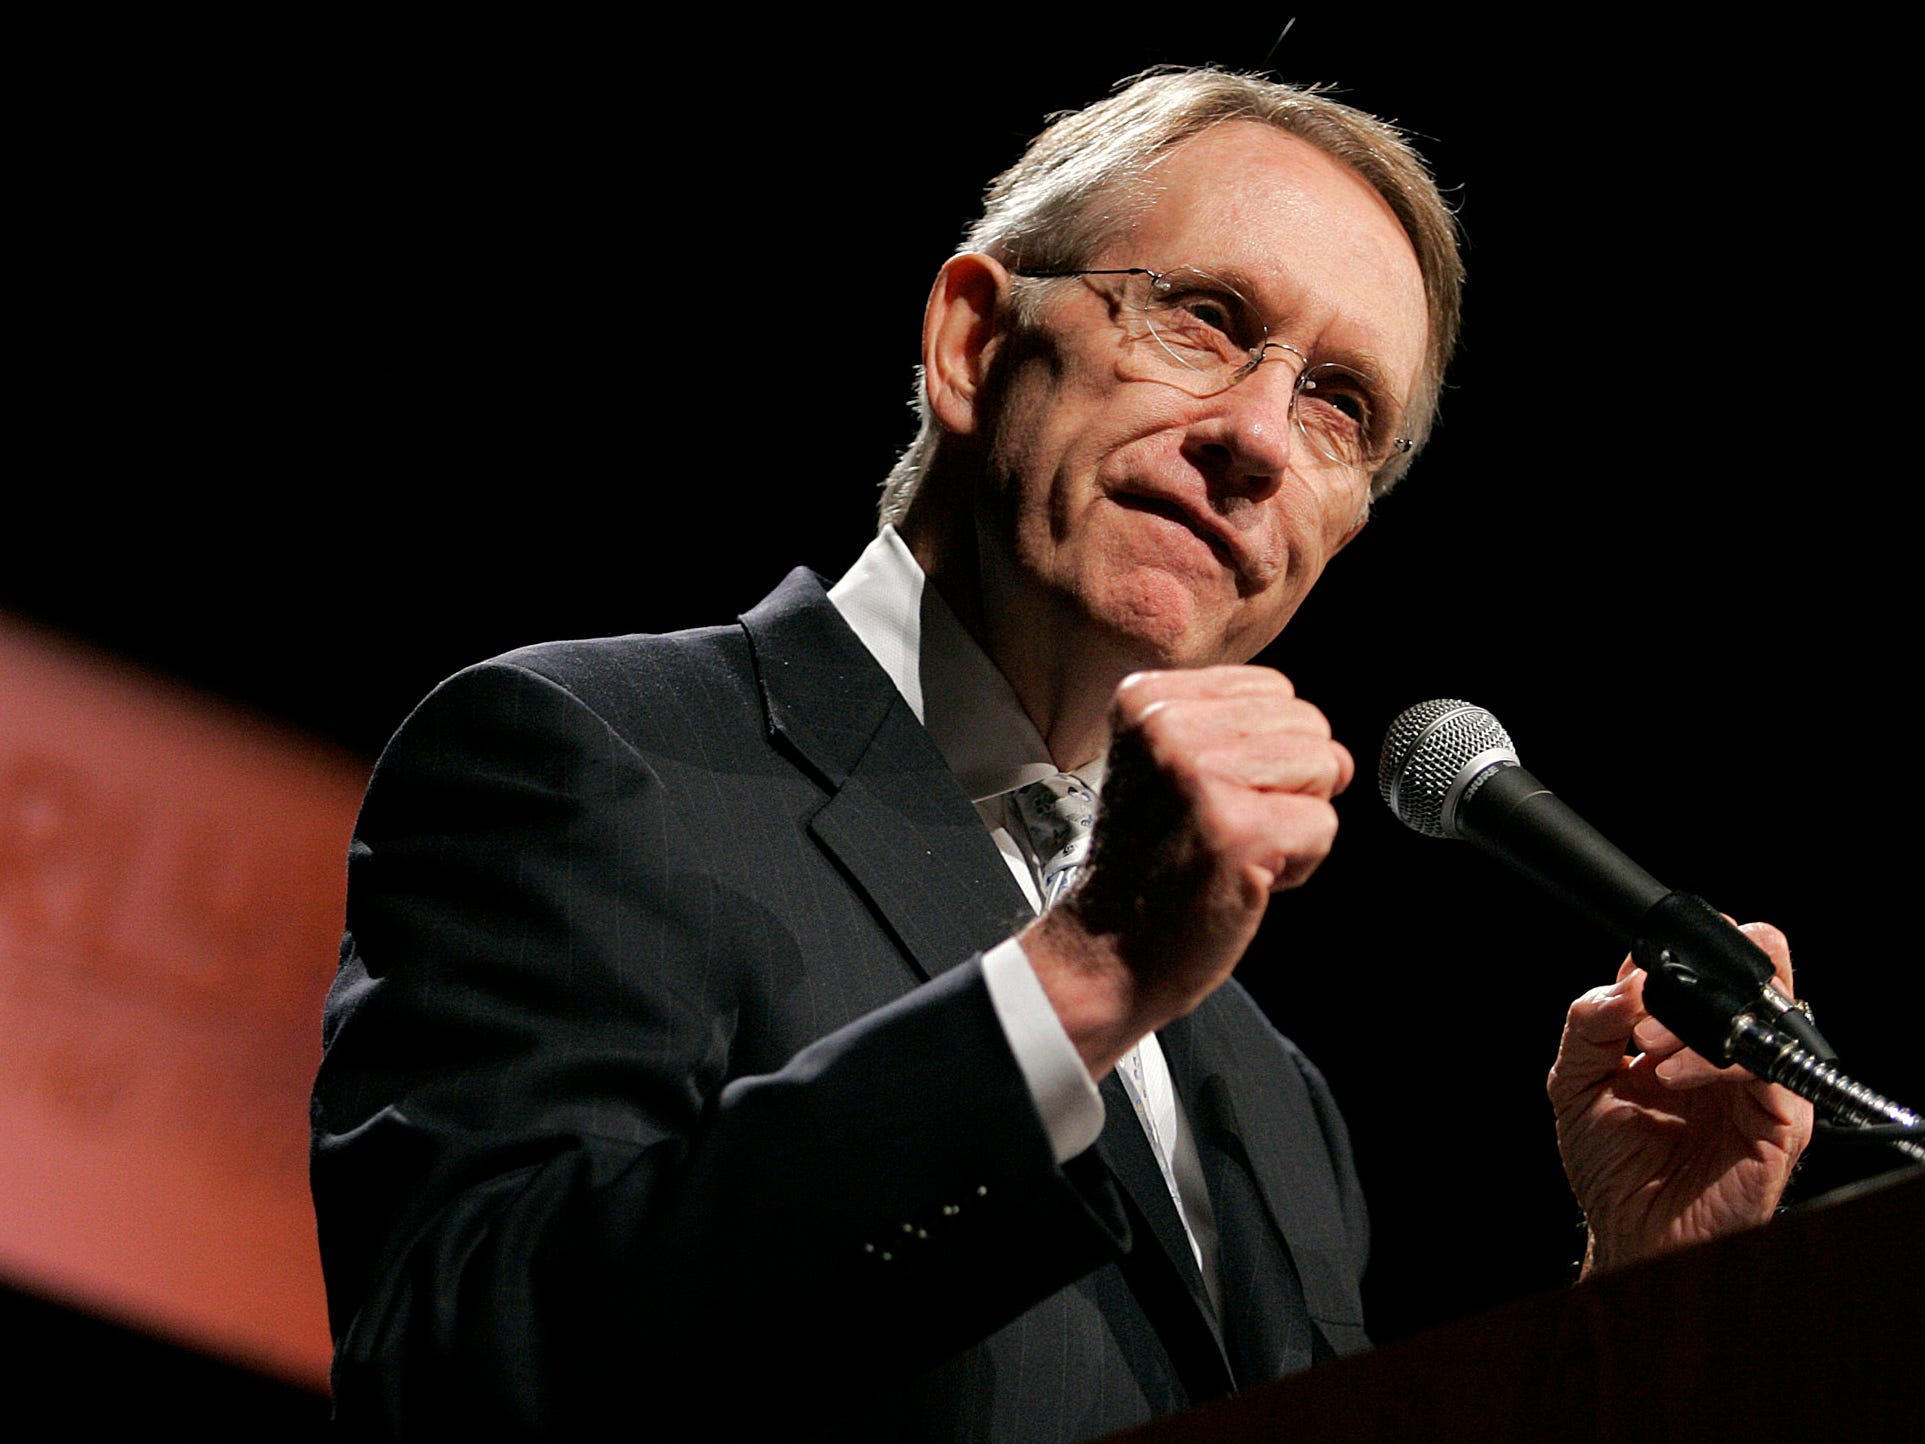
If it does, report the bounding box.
[310,567,1370,1440]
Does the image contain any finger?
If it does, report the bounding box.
[1194,780,1342,892]
[1738,921,1794,997]
[1252,792,1343,891]
[1131,696,1351,797]
[1640,922,1794,1090]
[1119,675,1341,764]
[1548,973,1645,1097]
[1117,665,1297,707]
[1649,1046,1743,1087]
[1134,694,1335,751]
[1562,974,1644,1048]
[1620,954,1749,1085]
[1625,983,1731,1080]
[1115,670,1296,734]
[1194,735,1353,799]
[1328,737,1356,796]
[1129,690,1335,749]
[1631,1013,1684,1058]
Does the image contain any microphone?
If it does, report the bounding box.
[1377,699,1925,1160]
[1377,699,1670,942]
[1376,699,1830,1062]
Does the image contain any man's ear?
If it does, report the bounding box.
[923,252,1011,438]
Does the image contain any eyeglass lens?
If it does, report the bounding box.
[1115,269,1394,474]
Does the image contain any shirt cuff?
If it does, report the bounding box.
[981,937,1105,1163]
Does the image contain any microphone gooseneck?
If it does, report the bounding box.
[1378,699,1923,1164]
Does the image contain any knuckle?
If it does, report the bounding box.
[1240,664,1295,698]
[1112,670,1164,718]
[1280,698,1333,738]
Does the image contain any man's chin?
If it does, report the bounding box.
[1085,571,1290,672]
[1084,602,1242,674]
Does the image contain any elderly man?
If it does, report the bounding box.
[311,68,1810,1440]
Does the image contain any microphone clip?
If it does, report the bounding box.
[1630,894,1925,1164]
[1632,891,1836,1066]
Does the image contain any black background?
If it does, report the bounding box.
[14,9,1921,1420]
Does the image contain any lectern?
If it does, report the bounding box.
[1109,1167,1922,1443]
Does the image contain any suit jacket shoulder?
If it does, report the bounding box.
[315,569,1132,1438]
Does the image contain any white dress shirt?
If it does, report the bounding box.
[828,526,1221,1298]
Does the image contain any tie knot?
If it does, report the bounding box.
[1011,773,1096,906]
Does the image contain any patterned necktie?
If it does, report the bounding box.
[1009,773,1097,909]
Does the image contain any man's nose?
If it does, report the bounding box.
[1181,356,1300,494]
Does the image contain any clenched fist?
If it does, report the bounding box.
[1023,665,1353,1078]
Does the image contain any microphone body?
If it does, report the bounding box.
[1378,700,1808,1056]
[1449,760,1671,944]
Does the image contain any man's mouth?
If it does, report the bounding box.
[1111,491,1243,574]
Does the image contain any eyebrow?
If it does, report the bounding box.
[1202,261,1411,408]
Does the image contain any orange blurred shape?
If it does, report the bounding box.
[0,613,367,1392]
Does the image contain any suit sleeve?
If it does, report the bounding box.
[310,659,1127,1438]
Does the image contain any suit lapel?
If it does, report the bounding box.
[739,569,1028,980]
[1094,1074,1208,1304]
[1162,994,1344,1376]
[741,567,1242,1396]
[1094,1069,1235,1396]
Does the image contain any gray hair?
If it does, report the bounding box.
[877,67,1465,526]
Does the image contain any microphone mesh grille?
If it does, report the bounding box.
[1377,699,1515,837]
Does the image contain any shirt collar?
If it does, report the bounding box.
[827,525,1104,802]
